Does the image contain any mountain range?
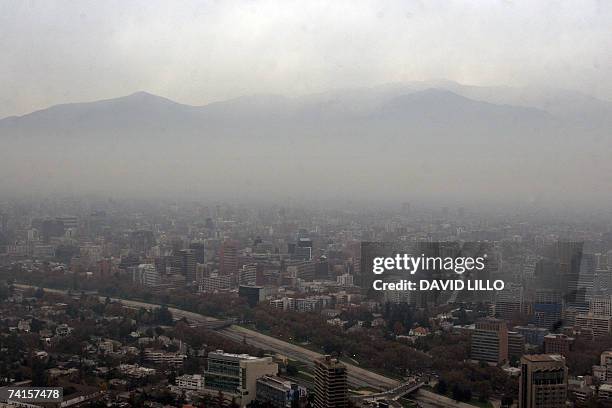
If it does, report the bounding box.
[1,81,611,206]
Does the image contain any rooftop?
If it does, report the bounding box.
[522,354,565,363]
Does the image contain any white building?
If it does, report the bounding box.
[202,350,278,407]
[176,374,205,391]
[133,263,161,287]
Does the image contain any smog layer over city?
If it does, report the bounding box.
[1,2,612,408]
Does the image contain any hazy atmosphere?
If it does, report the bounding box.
[2,0,612,209]
[4,5,612,406]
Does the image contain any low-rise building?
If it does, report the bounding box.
[256,375,306,408]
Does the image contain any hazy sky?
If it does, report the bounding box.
[1,0,611,118]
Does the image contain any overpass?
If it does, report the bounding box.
[352,380,425,402]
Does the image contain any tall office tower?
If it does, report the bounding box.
[315,257,330,280]
[508,331,526,360]
[314,356,347,408]
[523,256,538,282]
[178,249,197,284]
[553,242,584,304]
[470,318,509,364]
[220,240,238,276]
[0,212,7,233]
[189,242,206,264]
[578,252,597,292]
[495,283,524,320]
[519,354,568,408]
[347,241,361,279]
[533,289,563,330]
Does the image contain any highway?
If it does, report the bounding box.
[13,284,399,390]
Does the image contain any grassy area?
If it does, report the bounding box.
[398,398,418,408]
[468,398,494,408]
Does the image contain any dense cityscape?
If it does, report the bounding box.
[0,197,612,407]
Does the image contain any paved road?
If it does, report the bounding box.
[218,325,398,389]
[414,389,480,408]
[14,284,399,390]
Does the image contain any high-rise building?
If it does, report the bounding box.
[533,289,563,330]
[314,355,347,408]
[495,283,524,320]
[202,350,278,407]
[508,331,526,360]
[471,318,508,364]
[220,240,238,276]
[178,249,197,283]
[189,242,206,264]
[519,354,567,408]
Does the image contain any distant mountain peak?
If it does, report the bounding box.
[116,91,181,105]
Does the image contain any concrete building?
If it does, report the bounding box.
[589,295,612,316]
[256,375,306,408]
[143,349,186,367]
[178,249,197,284]
[220,240,238,276]
[239,285,265,307]
[471,318,508,364]
[519,354,568,408]
[599,384,612,403]
[495,283,524,320]
[508,331,526,360]
[176,374,205,391]
[202,350,278,407]
[314,355,347,408]
[574,313,612,337]
[514,325,549,346]
[133,263,161,287]
[239,263,258,286]
[286,261,316,282]
[543,334,574,357]
[199,273,232,292]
